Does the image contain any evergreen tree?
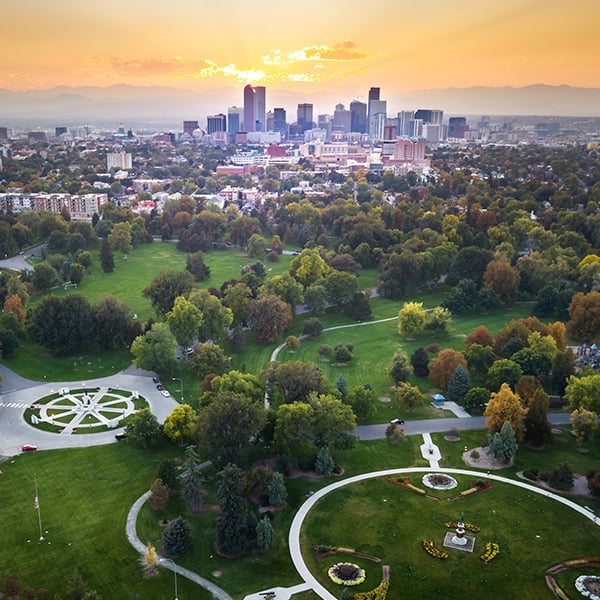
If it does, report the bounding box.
[334,373,348,400]
[410,347,430,378]
[157,459,179,492]
[447,365,471,404]
[149,479,170,511]
[524,387,553,447]
[216,463,250,555]
[100,238,114,273]
[267,472,288,507]
[184,478,204,514]
[548,462,574,491]
[487,421,517,464]
[388,349,411,385]
[230,324,246,353]
[314,445,335,475]
[256,516,274,552]
[180,445,203,513]
[161,517,193,557]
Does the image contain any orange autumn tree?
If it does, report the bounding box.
[3,293,25,322]
[429,348,467,389]
[484,383,528,441]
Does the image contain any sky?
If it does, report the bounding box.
[2,0,600,99]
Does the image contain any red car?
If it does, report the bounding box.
[21,444,37,452]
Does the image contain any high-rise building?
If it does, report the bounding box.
[273,108,287,139]
[448,117,468,139]
[297,103,314,133]
[415,109,444,125]
[227,107,243,136]
[55,126,68,137]
[350,100,367,133]
[367,87,381,136]
[397,111,415,136]
[0,127,8,140]
[369,100,387,138]
[107,152,132,170]
[333,104,351,133]
[207,114,226,134]
[243,85,256,132]
[183,120,200,136]
[254,86,266,132]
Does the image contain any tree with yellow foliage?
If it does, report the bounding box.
[484,382,528,441]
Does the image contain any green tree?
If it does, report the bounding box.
[0,329,19,357]
[388,349,412,385]
[395,382,426,413]
[248,293,293,344]
[303,283,328,316]
[180,445,203,513]
[523,386,552,447]
[69,262,85,285]
[247,233,269,258]
[255,516,274,552]
[397,301,427,336]
[570,407,598,448]
[100,238,115,273]
[463,387,489,411]
[215,463,250,555]
[222,283,253,326]
[377,251,422,299]
[487,421,517,464]
[290,248,331,287]
[156,459,179,492]
[346,385,376,421]
[31,261,59,293]
[484,259,520,307]
[310,392,357,449]
[202,370,264,403]
[163,404,196,444]
[189,289,233,343]
[162,517,193,557]
[267,472,288,506]
[465,343,496,380]
[548,462,575,491]
[194,393,266,468]
[447,365,471,404]
[130,322,178,375]
[185,251,211,281]
[410,347,430,378]
[261,273,304,314]
[485,359,524,392]
[323,270,359,311]
[274,402,317,464]
[511,347,552,377]
[302,317,323,339]
[107,221,132,255]
[189,342,231,379]
[565,373,600,412]
[267,360,332,404]
[149,478,170,511]
[143,270,195,317]
[314,445,335,475]
[124,408,162,449]
[424,306,452,335]
[551,349,575,396]
[92,294,133,350]
[166,295,203,347]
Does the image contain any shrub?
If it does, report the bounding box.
[470,450,480,460]
[523,469,539,481]
[548,462,574,491]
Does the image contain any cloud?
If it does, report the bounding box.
[109,56,196,77]
[287,41,367,63]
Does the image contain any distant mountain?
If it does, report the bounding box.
[0,83,599,129]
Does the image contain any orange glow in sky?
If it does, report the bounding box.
[2,0,599,94]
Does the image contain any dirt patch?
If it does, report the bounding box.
[462,447,511,470]
[378,396,391,403]
[516,472,593,497]
[444,435,461,442]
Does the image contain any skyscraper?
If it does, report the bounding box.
[273,108,287,139]
[297,103,314,133]
[227,107,243,137]
[368,87,386,137]
[397,111,415,136]
[254,86,266,132]
[243,85,256,132]
[332,103,351,133]
[207,114,226,134]
[350,100,367,133]
[183,120,200,136]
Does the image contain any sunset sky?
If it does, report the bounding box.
[3,0,599,98]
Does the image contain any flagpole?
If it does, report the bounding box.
[34,475,44,541]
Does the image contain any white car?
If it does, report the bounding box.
[161,390,171,397]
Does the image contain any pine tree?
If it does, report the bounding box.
[314,445,335,475]
[256,515,274,551]
[157,459,178,492]
[334,373,348,400]
[100,238,114,273]
[524,387,552,447]
[180,445,203,513]
[149,479,170,511]
[216,463,250,555]
[487,421,517,464]
[447,365,471,404]
[184,478,204,514]
[410,347,430,377]
[267,472,288,507]
[162,517,193,557]
[388,349,411,385]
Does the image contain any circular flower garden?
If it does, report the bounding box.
[576,575,600,600]
[422,473,458,490]
[327,562,365,586]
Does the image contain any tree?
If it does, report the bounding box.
[388,349,412,385]
[334,343,353,363]
[162,517,193,557]
[202,370,264,403]
[487,421,517,464]
[274,402,316,465]
[303,317,323,339]
[100,238,115,273]
[0,329,19,357]
[463,387,489,411]
[124,408,162,448]
[484,383,528,441]
[222,283,253,326]
[377,251,422,299]
[166,296,203,347]
[215,463,250,555]
[180,445,203,513]
[267,472,288,506]
[424,307,452,335]
[256,515,274,552]
[156,458,179,492]
[143,270,195,317]
[92,294,133,350]
[267,360,332,404]
[465,343,496,380]
[163,404,196,444]
[189,342,231,379]
[31,262,59,293]
[395,382,426,413]
[3,294,24,323]
[314,445,335,475]
[410,347,430,378]
[149,478,170,511]
[397,302,427,336]
[567,291,600,341]
[108,221,132,254]
[565,374,600,412]
[261,273,304,313]
[523,386,552,447]
[248,293,293,344]
[587,468,600,498]
[447,365,471,404]
[185,251,211,281]
[323,270,359,311]
[194,393,266,468]
[290,248,331,287]
[551,349,575,396]
[310,392,357,449]
[447,247,494,288]
[511,347,552,377]
[189,289,233,343]
[465,325,494,348]
[485,359,524,392]
[570,407,598,448]
[69,262,85,285]
[130,322,178,375]
[429,349,468,389]
[247,233,269,258]
[303,284,327,316]
[346,385,376,421]
[484,259,520,307]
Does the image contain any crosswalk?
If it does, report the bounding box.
[0,401,29,409]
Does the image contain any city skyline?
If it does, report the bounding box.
[3,0,599,102]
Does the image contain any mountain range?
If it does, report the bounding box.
[1,84,600,130]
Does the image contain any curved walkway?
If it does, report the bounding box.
[287,466,600,600]
[126,491,233,600]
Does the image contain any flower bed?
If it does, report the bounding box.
[312,544,381,563]
[388,476,439,499]
[480,542,500,563]
[422,540,448,560]
[448,479,494,501]
[445,521,480,533]
[353,580,389,600]
[327,562,365,586]
[422,473,458,490]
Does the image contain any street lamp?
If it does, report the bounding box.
[172,377,183,402]
[160,557,179,600]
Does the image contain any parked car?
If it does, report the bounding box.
[390,418,405,425]
[115,433,127,441]
[161,390,171,397]
[183,347,194,355]
[152,377,160,384]
[156,384,164,391]
[21,444,37,452]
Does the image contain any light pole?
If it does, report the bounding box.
[172,377,183,402]
[160,557,179,600]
